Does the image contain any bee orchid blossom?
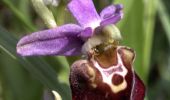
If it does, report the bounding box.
[16,0,145,100]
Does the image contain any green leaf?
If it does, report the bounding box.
[142,0,157,82]
[0,26,71,100]
[0,52,43,100]
[158,0,170,44]
[2,0,36,31]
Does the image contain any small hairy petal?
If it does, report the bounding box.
[100,4,123,26]
[17,24,84,56]
[100,13,122,26]
[68,0,101,28]
[100,4,123,19]
[100,5,117,19]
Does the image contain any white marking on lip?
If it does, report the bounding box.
[92,52,128,93]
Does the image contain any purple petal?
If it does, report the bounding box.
[100,4,123,26]
[78,27,93,41]
[100,14,122,26]
[17,24,84,56]
[100,5,117,19]
[68,0,101,28]
[100,4,123,19]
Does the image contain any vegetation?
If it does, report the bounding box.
[0,0,170,99]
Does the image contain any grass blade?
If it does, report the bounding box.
[142,0,157,82]
[158,0,170,44]
[0,26,71,100]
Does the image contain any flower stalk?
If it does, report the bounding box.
[31,0,57,28]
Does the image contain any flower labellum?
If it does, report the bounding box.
[70,44,145,100]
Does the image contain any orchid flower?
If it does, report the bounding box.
[16,0,145,100]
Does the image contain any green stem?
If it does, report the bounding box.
[31,0,57,28]
[2,0,36,31]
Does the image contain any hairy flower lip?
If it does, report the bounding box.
[70,46,145,100]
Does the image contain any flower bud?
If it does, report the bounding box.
[43,0,60,7]
[32,0,57,28]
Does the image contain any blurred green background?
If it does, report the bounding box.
[0,0,170,100]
